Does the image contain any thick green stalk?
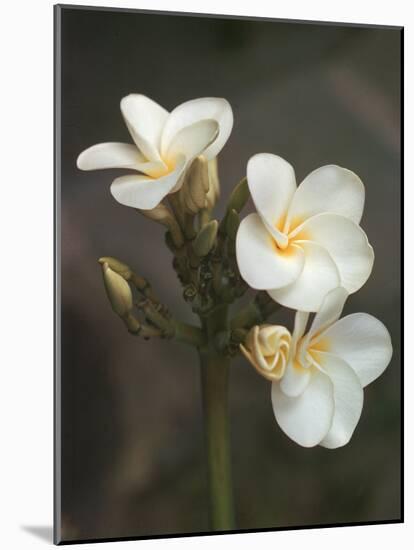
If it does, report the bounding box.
[173,320,205,347]
[199,306,235,531]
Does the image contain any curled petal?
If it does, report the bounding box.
[257,325,289,356]
[291,213,374,293]
[166,119,219,162]
[286,165,365,231]
[314,313,393,387]
[161,97,233,160]
[241,325,291,382]
[77,142,146,171]
[271,368,334,447]
[268,242,340,312]
[236,213,304,291]
[120,94,168,163]
[110,157,186,210]
[314,352,364,449]
[247,153,296,248]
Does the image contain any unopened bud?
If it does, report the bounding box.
[123,313,141,334]
[190,157,210,193]
[193,219,218,257]
[227,177,249,213]
[225,209,240,241]
[140,203,173,223]
[99,256,132,280]
[206,158,220,209]
[181,157,210,213]
[102,262,133,317]
[182,188,200,214]
[240,325,291,382]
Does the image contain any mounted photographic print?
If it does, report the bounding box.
[54,4,403,545]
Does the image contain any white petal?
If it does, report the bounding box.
[271,368,334,447]
[281,310,310,397]
[315,313,393,387]
[286,165,365,231]
[166,119,218,162]
[268,242,340,312]
[290,213,374,293]
[291,310,309,348]
[110,157,186,210]
[161,97,233,160]
[314,352,364,449]
[131,160,171,178]
[280,359,311,397]
[236,214,304,291]
[77,142,146,171]
[308,287,348,342]
[120,94,168,163]
[247,153,296,248]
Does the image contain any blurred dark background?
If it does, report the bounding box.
[57,6,402,542]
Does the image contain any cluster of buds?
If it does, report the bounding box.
[139,156,220,248]
[98,150,253,344]
[99,257,170,338]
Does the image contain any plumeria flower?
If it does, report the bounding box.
[268,287,392,448]
[77,94,233,210]
[240,325,291,381]
[236,153,374,311]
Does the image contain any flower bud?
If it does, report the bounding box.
[240,325,291,381]
[227,177,249,213]
[181,157,210,214]
[206,158,220,209]
[123,313,141,334]
[99,256,132,280]
[102,262,133,318]
[140,203,174,223]
[193,219,218,257]
[225,209,240,241]
[191,157,210,201]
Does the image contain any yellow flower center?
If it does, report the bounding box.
[145,157,177,179]
[271,216,310,255]
[295,336,330,370]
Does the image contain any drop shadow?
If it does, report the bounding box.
[21,525,53,544]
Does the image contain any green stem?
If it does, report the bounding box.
[173,321,205,347]
[199,306,235,531]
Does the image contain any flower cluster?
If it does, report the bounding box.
[78,94,392,449]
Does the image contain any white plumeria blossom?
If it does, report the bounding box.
[236,153,375,312]
[77,94,233,210]
[270,287,392,448]
[240,325,291,382]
